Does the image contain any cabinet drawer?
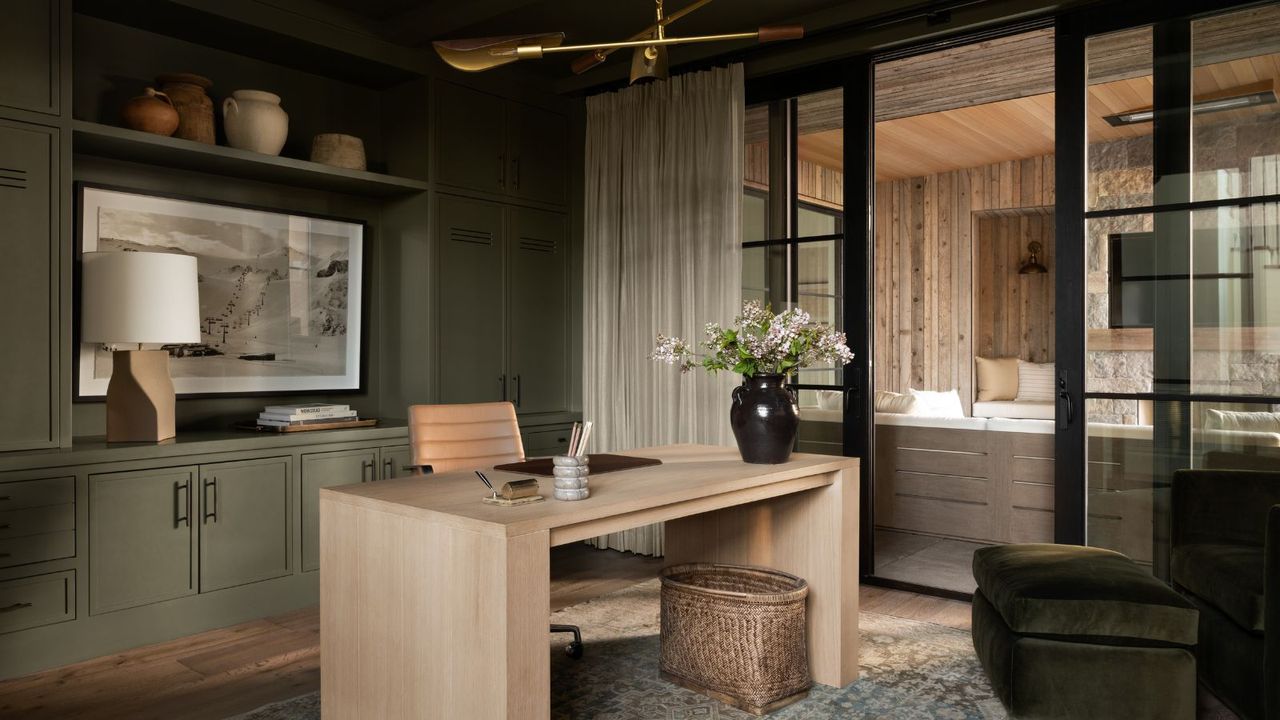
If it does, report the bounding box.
[0,504,74,540]
[0,571,74,635]
[0,477,73,511]
[0,531,74,568]
[522,426,572,457]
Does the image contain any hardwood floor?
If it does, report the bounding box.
[0,545,965,720]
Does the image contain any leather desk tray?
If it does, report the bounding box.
[493,453,662,476]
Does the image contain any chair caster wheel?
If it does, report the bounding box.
[565,641,583,659]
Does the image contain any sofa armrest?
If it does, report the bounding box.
[1172,469,1280,548]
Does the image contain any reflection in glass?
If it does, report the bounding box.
[1085,215,1156,399]
[1086,26,1154,212]
[744,104,769,242]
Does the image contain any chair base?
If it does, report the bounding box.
[551,623,582,659]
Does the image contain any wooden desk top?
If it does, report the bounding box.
[321,443,858,540]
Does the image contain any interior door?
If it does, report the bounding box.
[199,458,290,592]
[507,206,568,414]
[437,194,507,404]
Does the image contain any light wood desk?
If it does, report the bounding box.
[319,444,860,719]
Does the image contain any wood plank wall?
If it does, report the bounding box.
[745,141,842,207]
[874,154,1055,413]
[975,211,1055,363]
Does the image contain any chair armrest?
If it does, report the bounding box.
[405,464,433,476]
[1173,469,1280,549]
[1268,505,1280,720]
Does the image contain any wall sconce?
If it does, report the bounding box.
[1019,241,1048,274]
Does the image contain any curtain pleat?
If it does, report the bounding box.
[582,64,745,556]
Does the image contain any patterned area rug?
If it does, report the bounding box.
[234,579,1003,719]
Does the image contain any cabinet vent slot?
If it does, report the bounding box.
[0,167,28,190]
[449,227,493,245]
[519,237,556,253]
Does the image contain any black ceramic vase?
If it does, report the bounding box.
[729,374,799,464]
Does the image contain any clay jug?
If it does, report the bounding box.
[121,88,179,136]
[155,74,215,144]
[223,90,288,156]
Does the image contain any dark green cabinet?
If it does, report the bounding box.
[437,195,506,404]
[434,81,568,206]
[301,448,377,572]
[379,445,413,479]
[508,207,568,414]
[437,195,569,413]
[89,467,197,615]
[198,458,290,593]
[0,0,59,116]
[0,120,57,452]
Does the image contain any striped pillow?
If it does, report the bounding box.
[1015,361,1055,402]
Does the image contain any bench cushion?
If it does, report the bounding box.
[1171,543,1264,634]
[973,544,1198,646]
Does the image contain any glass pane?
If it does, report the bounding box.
[795,238,842,393]
[1085,214,1156,394]
[1190,202,1280,396]
[797,89,843,236]
[1088,398,1280,570]
[1086,26,1154,212]
[1191,5,1280,202]
[744,103,769,242]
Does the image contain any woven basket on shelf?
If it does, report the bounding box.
[659,563,811,715]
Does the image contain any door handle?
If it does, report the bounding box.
[499,374,507,401]
[361,459,374,482]
[498,153,506,188]
[174,480,190,528]
[514,374,522,408]
[383,458,393,480]
[203,478,218,523]
[1057,376,1074,430]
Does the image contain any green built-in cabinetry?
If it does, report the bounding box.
[299,445,413,572]
[0,0,60,117]
[437,195,570,413]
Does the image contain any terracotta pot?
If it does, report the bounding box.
[155,73,215,144]
[310,133,366,170]
[223,90,288,156]
[120,88,179,136]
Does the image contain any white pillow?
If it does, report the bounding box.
[908,388,965,418]
[874,390,918,415]
[1015,361,1055,402]
[1205,409,1280,433]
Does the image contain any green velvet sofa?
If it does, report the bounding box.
[1172,468,1280,720]
[971,543,1199,719]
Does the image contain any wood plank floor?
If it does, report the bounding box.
[0,545,967,720]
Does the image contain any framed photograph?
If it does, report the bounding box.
[77,185,365,398]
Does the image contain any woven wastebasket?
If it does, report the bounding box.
[659,563,811,715]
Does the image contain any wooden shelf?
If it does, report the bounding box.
[72,121,429,197]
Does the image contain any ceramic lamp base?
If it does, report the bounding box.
[106,349,176,443]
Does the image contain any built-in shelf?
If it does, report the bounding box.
[72,121,430,197]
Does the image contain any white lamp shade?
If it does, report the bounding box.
[81,251,201,345]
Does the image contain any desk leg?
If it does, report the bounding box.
[321,497,550,719]
[664,468,860,687]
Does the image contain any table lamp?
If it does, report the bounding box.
[81,251,201,442]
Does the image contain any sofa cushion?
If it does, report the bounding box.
[1171,543,1264,634]
[973,544,1198,647]
[976,356,1019,402]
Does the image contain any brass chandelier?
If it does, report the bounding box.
[432,0,804,84]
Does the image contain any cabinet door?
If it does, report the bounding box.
[435,82,506,194]
[90,467,197,614]
[506,103,569,205]
[0,121,56,452]
[301,449,376,572]
[508,207,568,414]
[199,458,290,593]
[437,195,507,404]
[0,0,59,115]
[379,445,413,480]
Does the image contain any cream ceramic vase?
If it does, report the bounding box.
[222,90,288,155]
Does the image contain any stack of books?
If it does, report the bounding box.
[257,403,357,428]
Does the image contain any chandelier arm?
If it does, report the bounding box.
[569,0,714,73]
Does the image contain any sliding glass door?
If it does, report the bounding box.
[1066,2,1280,578]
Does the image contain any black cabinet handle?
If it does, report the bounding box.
[174,480,190,528]
[361,459,374,482]
[203,478,218,523]
[383,458,393,480]
[498,153,506,188]
[0,602,32,614]
[514,374,522,408]
[0,496,10,502]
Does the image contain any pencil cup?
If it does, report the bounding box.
[552,455,589,501]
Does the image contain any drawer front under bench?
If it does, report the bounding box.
[0,570,74,634]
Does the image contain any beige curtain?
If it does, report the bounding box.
[582,64,744,556]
